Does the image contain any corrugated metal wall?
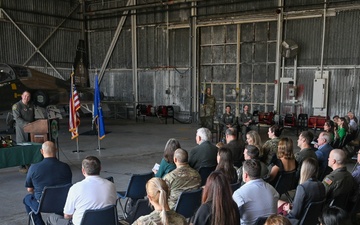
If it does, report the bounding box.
[0,0,82,71]
[1,0,360,119]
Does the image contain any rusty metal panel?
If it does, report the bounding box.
[328,69,360,117]
[96,71,133,101]
[138,71,155,103]
[137,26,167,68]
[284,18,323,66]
[324,10,360,65]
[169,28,190,67]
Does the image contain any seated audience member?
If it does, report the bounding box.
[133,178,187,225]
[163,148,201,209]
[219,105,237,135]
[335,117,349,142]
[268,138,297,186]
[238,105,257,141]
[352,150,360,194]
[233,159,279,225]
[323,120,336,143]
[246,130,263,157]
[224,127,245,168]
[47,156,117,225]
[332,115,339,125]
[192,171,240,225]
[189,128,218,170]
[237,145,269,184]
[215,147,238,184]
[315,132,333,180]
[348,111,358,135]
[153,138,181,178]
[296,131,317,180]
[323,149,356,206]
[262,125,282,165]
[278,158,325,222]
[216,142,224,149]
[264,214,291,225]
[24,141,72,225]
[348,111,358,129]
[318,206,352,225]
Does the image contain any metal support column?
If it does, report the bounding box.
[190,1,198,121]
[274,0,284,113]
[131,0,139,107]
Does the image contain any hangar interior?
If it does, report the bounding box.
[1,0,360,121]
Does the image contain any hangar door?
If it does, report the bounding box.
[199,22,277,119]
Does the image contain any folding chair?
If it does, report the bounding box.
[198,166,216,186]
[273,170,297,203]
[124,199,153,224]
[80,205,118,225]
[174,188,203,219]
[28,183,72,225]
[230,181,241,193]
[117,172,153,219]
[298,200,325,225]
[255,216,268,225]
[330,192,350,210]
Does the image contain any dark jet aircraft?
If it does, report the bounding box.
[0,63,94,113]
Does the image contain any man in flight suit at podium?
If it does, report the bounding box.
[12,90,35,173]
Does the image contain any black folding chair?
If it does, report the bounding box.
[28,183,72,225]
[174,188,203,219]
[117,172,153,219]
[80,205,119,225]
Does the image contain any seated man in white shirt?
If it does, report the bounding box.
[47,156,117,225]
[233,159,279,225]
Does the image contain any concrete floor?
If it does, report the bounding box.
[0,116,356,225]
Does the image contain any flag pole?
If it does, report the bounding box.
[97,117,101,151]
[76,137,79,153]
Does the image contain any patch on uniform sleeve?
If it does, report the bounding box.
[12,104,17,110]
[323,177,333,186]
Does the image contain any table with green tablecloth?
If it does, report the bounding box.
[0,143,43,169]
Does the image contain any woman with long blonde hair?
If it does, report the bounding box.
[278,157,325,221]
[133,177,187,225]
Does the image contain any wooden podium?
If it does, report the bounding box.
[23,119,49,143]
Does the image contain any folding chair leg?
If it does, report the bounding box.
[285,192,293,203]
[28,212,35,225]
[117,199,126,219]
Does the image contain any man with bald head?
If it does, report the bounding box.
[163,148,201,209]
[24,141,72,225]
[323,149,356,205]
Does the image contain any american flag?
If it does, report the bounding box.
[69,72,80,139]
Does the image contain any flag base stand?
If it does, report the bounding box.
[95,147,105,151]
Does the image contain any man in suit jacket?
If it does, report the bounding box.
[315,132,333,179]
[224,127,245,168]
[189,127,218,170]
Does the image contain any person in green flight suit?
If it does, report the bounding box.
[12,91,35,173]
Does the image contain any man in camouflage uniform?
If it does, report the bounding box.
[12,91,35,173]
[220,105,237,137]
[200,87,216,130]
[323,149,356,206]
[163,148,201,209]
[262,125,281,165]
[238,105,256,141]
